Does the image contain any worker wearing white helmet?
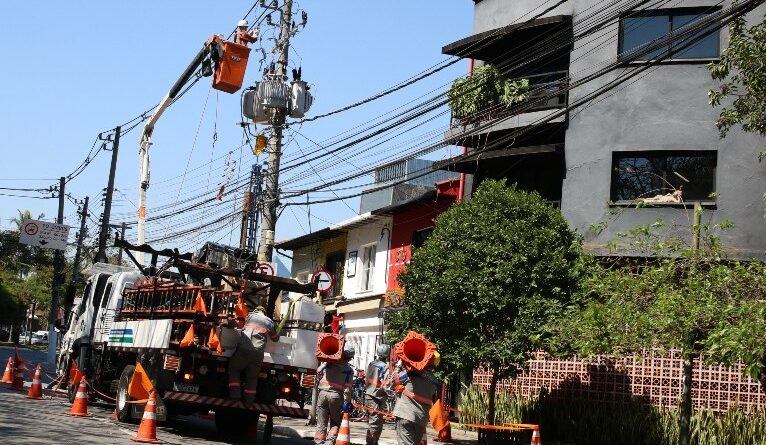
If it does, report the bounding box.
[235,19,258,46]
[364,344,392,445]
[314,344,354,445]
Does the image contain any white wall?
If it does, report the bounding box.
[343,309,383,371]
[342,217,391,299]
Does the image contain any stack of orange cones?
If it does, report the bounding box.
[67,378,90,417]
[1,357,14,384]
[132,390,161,443]
[10,359,25,390]
[530,425,541,445]
[25,364,44,400]
[335,412,351,445]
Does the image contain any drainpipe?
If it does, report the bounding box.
[380,226,391,285]
[457,58,475,202]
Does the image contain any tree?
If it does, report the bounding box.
[386,180,582,423]
[708,16,766,144]
[562,209,766,445]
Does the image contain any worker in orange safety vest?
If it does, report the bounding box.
[228,306,279,407]
[364,344,392,445]
[314,345,355,445]
[392,352,441,445]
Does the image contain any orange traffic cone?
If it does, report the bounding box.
[530,425,541,445]
[193,290,207,316]
[67,378,90,417]
[132,390,161,443]
[11,359,26,391]
[1,357,14,384]
[26,364,43,399]
[336,411,351,445]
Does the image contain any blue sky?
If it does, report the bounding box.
[0,1,473,263]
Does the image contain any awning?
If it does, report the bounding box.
[433,144,562,174]
[442,15,572,62]
[337,297,382,315]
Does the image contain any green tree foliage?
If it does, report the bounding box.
[448,64,529,120]
[708,16,766,141]
[386,180,582,423]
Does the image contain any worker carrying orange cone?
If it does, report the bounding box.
[1,356,14,384]
[67,378,90,417]
[26,364,44,400]
[392,332,441,445]
[132,390,161,443]
[315,345,354,445]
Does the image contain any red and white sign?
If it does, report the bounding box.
[19,219,70,251]
[254,262,276,276]
[311,268,334,294]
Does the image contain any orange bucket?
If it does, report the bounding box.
[213,40,251,94]
[316,333,345,363]
[395,331,437,371]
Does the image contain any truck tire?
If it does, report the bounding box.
[214,409,252,436]
[115,365,136,423]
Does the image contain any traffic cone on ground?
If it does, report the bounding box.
[1,357,13,384]
[67,378,90,417]
[11,360,26,390]
[530,425,541,445]
[335,412,351,445]
[26,364,43,399]
[132,390,161,443]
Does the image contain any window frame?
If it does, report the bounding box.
[360,243,377,292]
[617,7,722,62]
[609,150,717,205]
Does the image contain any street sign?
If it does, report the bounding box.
[254,262,276,276]
[311,268,335,294]
[19,219,70,250]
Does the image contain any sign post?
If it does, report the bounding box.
[19,219,71,251]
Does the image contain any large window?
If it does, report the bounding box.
[619,9,720,61]
[360,244,376,292]
[611,151,716,202]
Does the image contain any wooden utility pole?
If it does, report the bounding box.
[95,127,120,263]
[257,0,293,263]
[64,196,89,316]
[47,176,66,365]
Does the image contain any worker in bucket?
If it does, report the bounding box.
[228,305,279,407]
[234,19,258,46]
[365,344,392,445]
[314,345,355,445]
[392,351,441,445]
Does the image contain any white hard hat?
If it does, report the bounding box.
[238,19,249,28]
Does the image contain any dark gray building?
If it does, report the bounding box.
[436,0,766,259]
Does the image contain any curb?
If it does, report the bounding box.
[296,428,398,445]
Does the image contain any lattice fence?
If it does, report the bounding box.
[473,350,766,412]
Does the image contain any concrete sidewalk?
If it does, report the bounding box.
[275,416,478,445]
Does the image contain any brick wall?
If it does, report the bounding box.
[473,351,766,412]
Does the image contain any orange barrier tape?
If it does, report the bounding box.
[452,422,537,432]
[86,380,149,404]
[351,401,395,419]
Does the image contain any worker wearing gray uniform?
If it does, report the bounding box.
[365,344,391,445]
[314,345,355,445]
[228,307,279,407]
[392,364,439,445]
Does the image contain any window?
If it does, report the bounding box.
[412,227,434,249]
[360,244,376,292]
[611,151,716,202]
[296,271,310,284]
[619,8,720,61]
[325,251,345,297]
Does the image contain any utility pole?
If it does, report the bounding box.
[95,126,120,263]
[64,196,89,316]
[117,222,126,264]
[257,0,293,263]
[47,176,66,366]
[241,164,263,254]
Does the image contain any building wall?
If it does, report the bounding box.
[343,308,383,371]
[342,218,391,299]
[287,233,348,298]
[470,0,766,259]
[388,182,460,289]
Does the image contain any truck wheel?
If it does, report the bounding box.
[215,409,251,436]
[115,365,136,423]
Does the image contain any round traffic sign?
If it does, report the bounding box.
[24,222,38,236]
[311,268,335,294]
[255,262,275,276]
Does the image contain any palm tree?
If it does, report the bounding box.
[10,209,45,232]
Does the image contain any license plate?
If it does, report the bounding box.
[173,382,199,394]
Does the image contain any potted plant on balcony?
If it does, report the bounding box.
[448,64,529,125]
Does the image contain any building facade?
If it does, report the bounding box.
[437,0,766,259]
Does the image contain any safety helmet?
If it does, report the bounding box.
[342,345,355,360]
[238,19,249,28]
[376,344,391,359]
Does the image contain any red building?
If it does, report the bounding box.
[386,179,460,291]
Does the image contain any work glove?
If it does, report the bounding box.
[342,401,353,413]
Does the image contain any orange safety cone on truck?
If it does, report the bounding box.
[67,378,90,417]
[335,411,351,445]
[1,357,14,384]
[11,360,26,390]
[132,390,161,443]
[26,364,44,400]
[530,425,541,445]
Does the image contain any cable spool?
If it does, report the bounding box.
[394,331,436,371]
[316,333,345,363]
